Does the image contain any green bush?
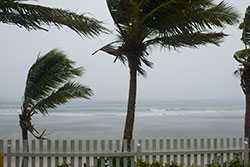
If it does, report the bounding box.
[57,162,71,167]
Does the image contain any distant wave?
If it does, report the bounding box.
[0,108,244,119]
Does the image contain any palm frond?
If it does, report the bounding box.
[143,0,239,36]
[234,49,250,64]
[234,49,250,94]
[242,6,250,46]
[33,82,93,114]
[103,0,239,76]
[24,49,83,107]
[92,41,127,64]
[145,32,225,49]
[0,0,108,37]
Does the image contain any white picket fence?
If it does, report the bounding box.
[0,137,249,167]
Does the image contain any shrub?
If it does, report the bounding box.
[57,163,71,167]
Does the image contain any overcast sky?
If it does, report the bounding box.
[0,0,249,102]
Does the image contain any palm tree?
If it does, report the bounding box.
[20,49,92,167]
[20,49,92,142]
[93,0,239,148]
[0,0,107,37]
[234,5,250,141]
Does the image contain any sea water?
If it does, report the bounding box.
[0,99,245,139]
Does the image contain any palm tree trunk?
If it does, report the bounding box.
[245,93,250,142]
[19,114,29,167]
[123,59,137,151]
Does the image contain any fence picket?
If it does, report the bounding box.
[15,140,20,167]
[200,153,205,167]
[115,140,121,167]
[47,140,51,167]
[85,140,90,167]
[31,140,36,167]
[123,157,128,167]
[7,140,11,167]
[70,140,75,167]
[62,140,67,164]
[200,138,205,149]
[166,139,170,150]
[39,140,44,167]
[185,138,191,165]
[187,154,191,166]
[78,140,83,167]
[55,140,59,167]
[173,139,178,150]
[233,138,237,148]
[152,139,157,162]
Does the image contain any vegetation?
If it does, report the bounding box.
[93,0,239,147]
[234,5,250,141]
[57,159,249,167]
[20,49,93,141]
[136,159,248,167]
[0,0,107,37]
[57,163,70,167]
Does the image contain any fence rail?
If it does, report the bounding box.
[0,137,249,167]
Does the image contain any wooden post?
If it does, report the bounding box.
[0,140,3,167]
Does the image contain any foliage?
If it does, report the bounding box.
[241,6,250,47]
[136,159,248,167]
[94,0,239,75]
[20,49,93,139]
[234,5,250,94]
[57,163,71,167]
[0,0,108,37]
[56,159,250,167]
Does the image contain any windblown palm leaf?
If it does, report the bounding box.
[21,49,93,139]
[0,0,107,37]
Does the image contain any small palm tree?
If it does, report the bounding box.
[0,0,107,37]
[20,49,92,141]
[94,0,239,148]
[234,5,250,141]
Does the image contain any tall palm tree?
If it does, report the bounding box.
[0,0,107,37]
[20,49,92,141]
[94,0,239,147]
[234,5,250,141]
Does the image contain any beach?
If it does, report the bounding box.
[0,100,244,140]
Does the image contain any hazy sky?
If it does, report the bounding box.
[0,0,249,102]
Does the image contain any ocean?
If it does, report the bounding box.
[0,99,245,139]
